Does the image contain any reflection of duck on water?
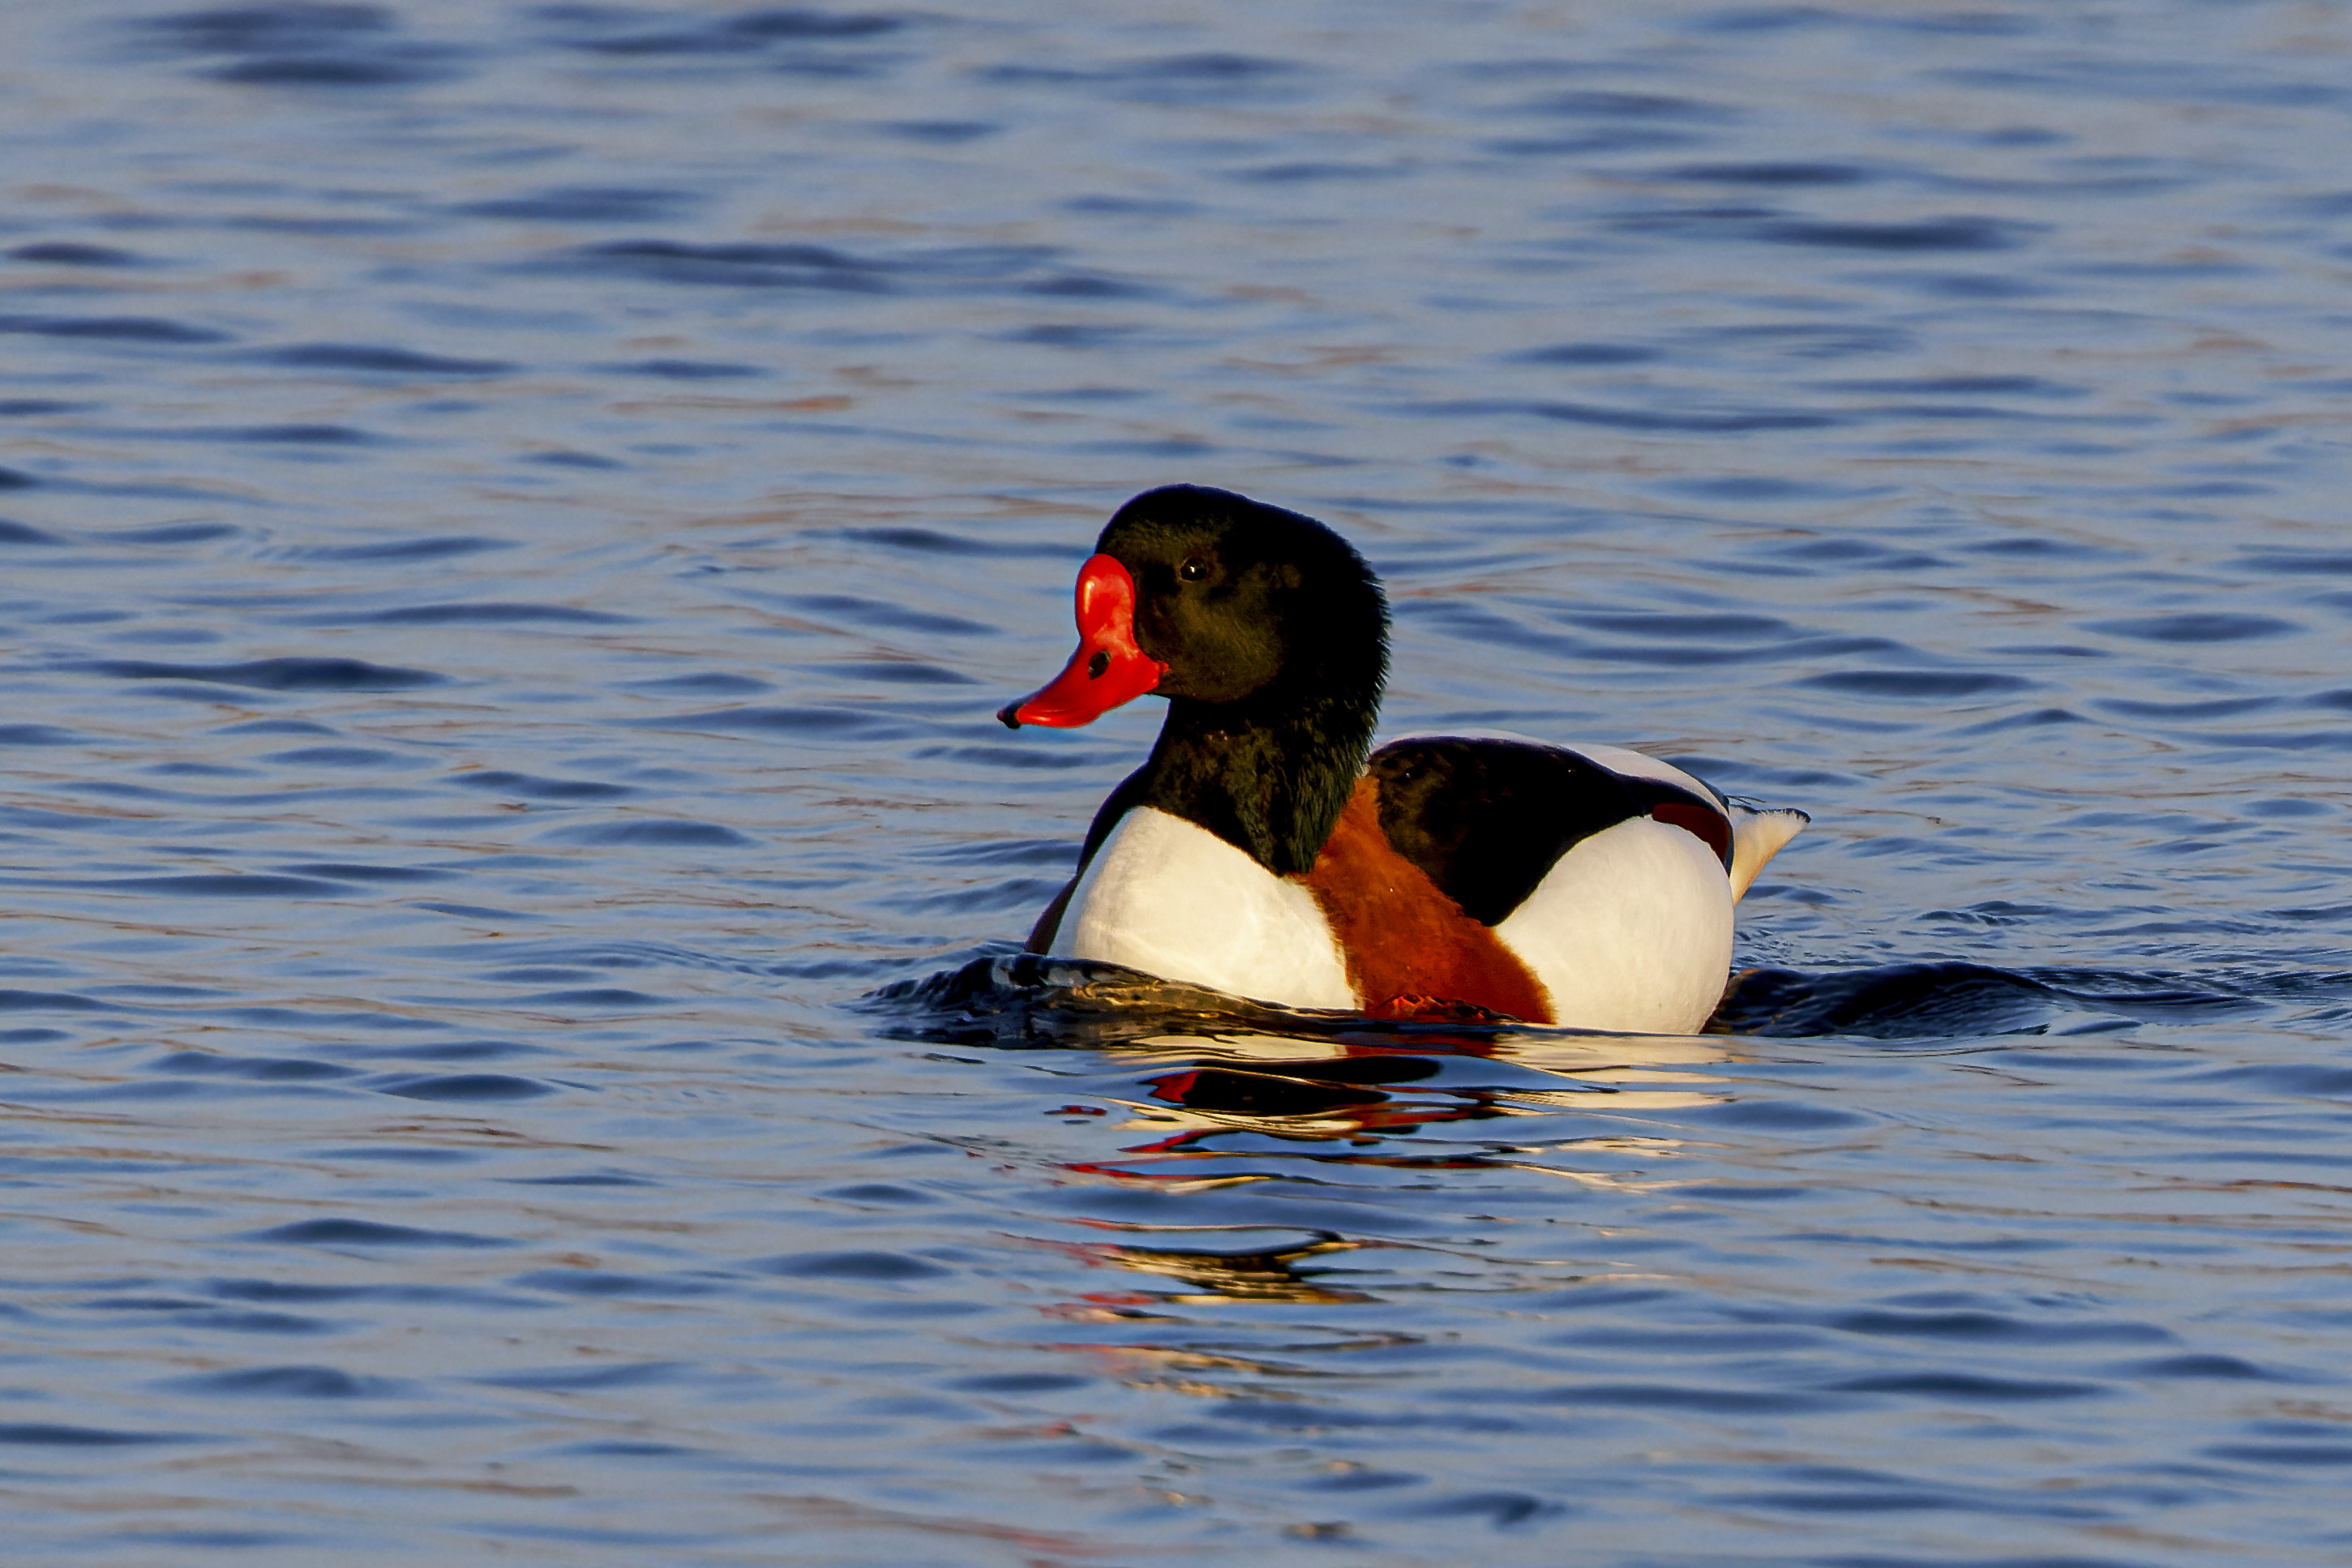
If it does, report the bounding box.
[1039,1228,1373,1306]
[999,486,1806,1034]
[1063,1030,1734,1185]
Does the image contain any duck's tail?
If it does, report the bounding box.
[1728,806,1809,902]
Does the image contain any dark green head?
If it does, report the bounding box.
[1096,484,1389,718]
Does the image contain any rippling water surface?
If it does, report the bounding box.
[3,2,2350,1562]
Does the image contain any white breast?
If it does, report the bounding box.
[1050,807,1356,1011]
[1493,815,1735,1035]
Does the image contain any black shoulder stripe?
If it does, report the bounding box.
[1369,738,1647,926]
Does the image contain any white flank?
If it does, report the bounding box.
[1493,816,1735,1035]
[1052,807,1356,1010]
[1728,806,1809,901]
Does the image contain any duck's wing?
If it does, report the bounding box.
[1522,739,1806,900]
[1366,735,1758,925]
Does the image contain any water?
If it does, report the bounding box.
[2,0,2350,1561]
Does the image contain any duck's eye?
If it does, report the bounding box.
[1179,557,1210,582]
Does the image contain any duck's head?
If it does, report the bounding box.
[999,484,1389,730]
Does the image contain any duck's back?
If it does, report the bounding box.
[1045,735,1803,1032]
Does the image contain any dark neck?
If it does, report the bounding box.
[1136,683,1379,877]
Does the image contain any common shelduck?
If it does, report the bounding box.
[996,486,1808,1034]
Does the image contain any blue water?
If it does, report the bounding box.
[2,2,2350,1562]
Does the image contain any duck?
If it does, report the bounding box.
[995,485,1808,1034]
